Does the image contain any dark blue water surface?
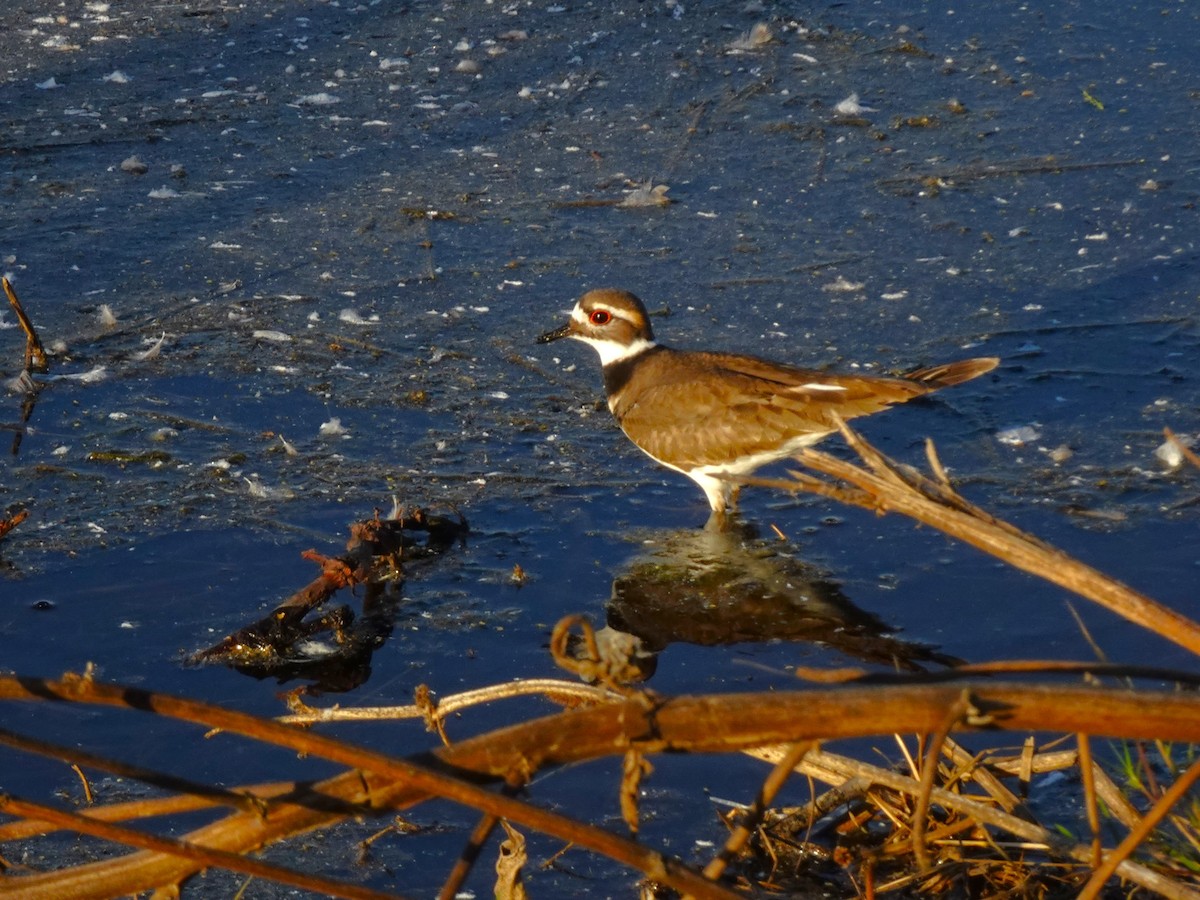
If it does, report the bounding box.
[2,0,1198,895]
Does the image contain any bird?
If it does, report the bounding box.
[538,288,998,519]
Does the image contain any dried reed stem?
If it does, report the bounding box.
[1076,754,1200,900]
[743,416,1200,656]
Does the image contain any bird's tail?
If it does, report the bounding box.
[907,357,999,388]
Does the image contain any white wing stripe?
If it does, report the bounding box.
[791,382,847,393]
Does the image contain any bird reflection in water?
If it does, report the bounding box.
[567,521,959,684]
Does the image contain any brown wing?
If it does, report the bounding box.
[612,350,996,471]
[615,376,811,471]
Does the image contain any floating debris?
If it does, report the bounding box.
[1048,445,1074,464]
[40,34,80,51]
[134,332,167,361]
[4,371,36,394]
[834,93,877,116]
[822,275,866,293]
[1065,506,1127,523]
[403,207,458,222]
[120,155,149,175]
[728,22,773,52]
[338,308,376,325]
[189,507,468,691]
[87,449,171,465]
[0,510,30,543]
[245,476,296,500]
[617,182,671,208]
[1155,434,1193,469]
[102,70,131,84]
[295,92,341,106]
[996,425,1041,446]
[1081,87,1104,110]
[319,417,348,437]
[49,365,108,384]
[252,329,292,342]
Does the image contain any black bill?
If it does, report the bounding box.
[536,322,572,344]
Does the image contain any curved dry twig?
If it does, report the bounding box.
[277,678,616,726]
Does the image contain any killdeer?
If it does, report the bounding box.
[538,288,998,517]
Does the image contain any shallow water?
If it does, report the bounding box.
[2,0,1198,895]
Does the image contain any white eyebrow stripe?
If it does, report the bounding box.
[792,382,848,392]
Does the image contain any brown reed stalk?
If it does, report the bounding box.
[740,416,1200,656]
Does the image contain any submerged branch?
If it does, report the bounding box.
[3,278,48,374]
[0,509,28,543]
[877,154,1144,188]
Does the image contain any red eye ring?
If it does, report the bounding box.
[589,309,612,326]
